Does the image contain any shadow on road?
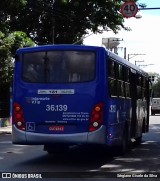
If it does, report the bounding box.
[13,145,115,172]
[98,123,160,173]
[2,121,160,178]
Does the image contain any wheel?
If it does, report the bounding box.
[116,128,129,155]
[120,130,127,154]
[135,119,144,145]
[135,136,142,145]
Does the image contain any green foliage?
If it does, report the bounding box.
[151,75,160,98]
[152,80,160,98]
[0,0,27,33]
[8,31,35,55]
[7,0,141,45]
[0,0,34,84]
[0,31,35,84]
[148,73,160,98]
[0,0,145,84]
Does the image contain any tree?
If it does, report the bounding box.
[0,31,35,84]
[8,0,142,45]
[0,1,35,118]
[0,0,34,83]
[0,0,27,33]
[150,73,160,98]
[0,31,34,118]
[152,80,160,98]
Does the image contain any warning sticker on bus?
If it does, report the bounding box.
[38,89,75,95]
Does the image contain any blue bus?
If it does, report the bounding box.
[12,45,150,154]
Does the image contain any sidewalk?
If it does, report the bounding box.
[0,125,12,134]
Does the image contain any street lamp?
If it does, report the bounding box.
[135,60,144,65]
[128,53,146,61]
[138,64,154,67]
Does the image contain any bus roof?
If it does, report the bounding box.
[16,44,148,77]
[16,44,103,53]
[107,50,149,77]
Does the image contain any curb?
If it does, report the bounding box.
[0,132,12,135]
[0,126,12,135]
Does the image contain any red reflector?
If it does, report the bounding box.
[94,113,100,120]
[16,113,22,119]
[13,102,25,131]
[89,103,104,132]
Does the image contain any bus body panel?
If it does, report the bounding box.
[12,125,106,145]
[106,98,132,146]
[12,45,107,145]
[12,45,150,151]
[14,84,96,134]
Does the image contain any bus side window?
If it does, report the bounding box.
[124,67,130,98]
[137,74,142,99]
[117,64,123,80]
[108,58,116,78]
[125,82,130,98]
[137,86,142,99]
[117,64,125,98]
[109,79,118,97]
[137,74,142,86]
[124,67,130,82]
[118,81,125,97]
[108,58,118,97]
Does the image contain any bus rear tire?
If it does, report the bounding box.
[135,136,142,145]
[44,144,69,154]
[117,129,129,155]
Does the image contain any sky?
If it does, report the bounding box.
[83,0,160,74]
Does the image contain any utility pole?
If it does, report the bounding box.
[52,0,55,44]
[124,47,127,59]
[52,17,55,44]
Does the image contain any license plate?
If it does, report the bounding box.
[49,125,64,131]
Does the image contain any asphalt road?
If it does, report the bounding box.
[0,115,160,181]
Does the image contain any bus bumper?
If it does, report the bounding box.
[12,125,106,145]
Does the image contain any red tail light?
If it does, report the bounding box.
[89,103,104,132]
[13,102,25,131]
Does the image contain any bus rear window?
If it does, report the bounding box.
[22,51,95,83]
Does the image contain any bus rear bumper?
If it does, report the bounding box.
[12,125,106,145]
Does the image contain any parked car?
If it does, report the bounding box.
[151,98,160,115]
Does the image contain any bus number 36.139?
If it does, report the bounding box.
[46,105,68,112]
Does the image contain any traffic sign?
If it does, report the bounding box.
[121,1,138,18]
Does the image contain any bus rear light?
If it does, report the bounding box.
[93,121,99,127]
[13,102,25,131]
[17,121,22,127]
[16,113,22,119]
[15,106,21,111]
[89,103,104,132]
[93,113,100,120]
[95,106,101,112]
